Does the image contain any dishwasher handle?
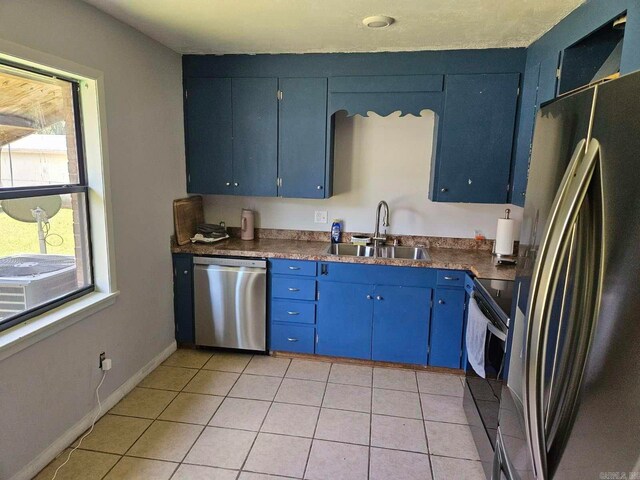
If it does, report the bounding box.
[193,256,266,269]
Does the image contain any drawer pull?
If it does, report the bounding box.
[288,287,300,292]
[287,311,300,316]
[443,276,459,281]
[288,266,301,270]
[287,337,299,342]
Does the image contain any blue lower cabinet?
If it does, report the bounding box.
[317,281,374,359]
[271,323,315,353]
[173,254,194,344]
[372,285,432,365]
[429,287,466,368]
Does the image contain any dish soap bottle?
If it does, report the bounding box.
[331,219,342,244]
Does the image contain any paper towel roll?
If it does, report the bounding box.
[495,218,516,256]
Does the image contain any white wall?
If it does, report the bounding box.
[0,1,185,478]
[204,111,522,239]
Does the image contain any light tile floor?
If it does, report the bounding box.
[35,349,485,480]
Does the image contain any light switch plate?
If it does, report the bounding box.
[314,211,328,224]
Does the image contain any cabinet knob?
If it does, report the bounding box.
[366,295,373,300]
[441,188,448,192]
[183,270,188,275]
[317,185,323,190]
[234,182,239,187]
[468,178,472,185]
[438,299,445,304]
[376,295,383,301]
[225,182,231,186]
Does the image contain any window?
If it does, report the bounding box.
[0,62,93,331]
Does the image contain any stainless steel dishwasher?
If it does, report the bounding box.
[193,257,266,351]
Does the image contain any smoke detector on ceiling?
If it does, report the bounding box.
[362,15,395,29]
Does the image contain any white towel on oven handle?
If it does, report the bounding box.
[466,294,490,378]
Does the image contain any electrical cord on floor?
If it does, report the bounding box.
[51,370,107,480]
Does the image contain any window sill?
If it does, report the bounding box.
[0,291,119,362]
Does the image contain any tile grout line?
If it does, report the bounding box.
[237,356,292,475]
[417,375,436,480]
[368,365,374,479]
[176,352,254,476]
[302,362,331,479]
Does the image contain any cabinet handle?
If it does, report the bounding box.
[443,276,459,281]
[234,182,239,187]
[225,182,231,186]
[366,295,373,300]
[317,185,323,190]
[288,266,300,270]
[287,311,300,316]
[288,287,300,292]
[287,337,298,342]
[376,295,383,301]
[438,299,445,304]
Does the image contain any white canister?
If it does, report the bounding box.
[241,209,255,240]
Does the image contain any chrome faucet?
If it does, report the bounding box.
[373,200,390,246]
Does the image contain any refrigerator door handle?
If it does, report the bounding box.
[523,138,600,479]
[544,140,605,470]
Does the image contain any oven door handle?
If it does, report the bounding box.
[487,321,507,342]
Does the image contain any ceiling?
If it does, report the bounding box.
[82,0,585,55]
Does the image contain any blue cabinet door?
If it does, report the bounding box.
[184,77,233,194]
[232,77,278,196]
[429,288,466,368]
[372,285,432,365]
[278,78,328,198]
[317,281,373,360]
[173,254,194,343]
[432,73,520,204]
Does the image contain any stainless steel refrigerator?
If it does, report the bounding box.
[496,71,640,479]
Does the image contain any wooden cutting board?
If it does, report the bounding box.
[173,196,204,245]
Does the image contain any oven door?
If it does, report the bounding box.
[464,291,509,479]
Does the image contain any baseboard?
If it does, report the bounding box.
[11,340,177,480]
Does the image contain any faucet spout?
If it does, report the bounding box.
[373,200,390,246]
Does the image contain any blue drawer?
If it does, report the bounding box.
[271,323,315,353]
[270,259,317,277]
[271,276,316,300]
[436,270,465,287]
[271,299,316,324]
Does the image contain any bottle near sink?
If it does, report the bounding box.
[331,219,342,244]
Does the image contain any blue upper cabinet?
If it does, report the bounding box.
[278,78,329,198]
[431,73,520,204]
[185,77,233,194]
[232,77,279,196]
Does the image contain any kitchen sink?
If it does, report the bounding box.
[326,244,431,262]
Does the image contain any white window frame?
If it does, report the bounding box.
[0,40,118,361]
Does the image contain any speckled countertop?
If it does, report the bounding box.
[171,237,516,281]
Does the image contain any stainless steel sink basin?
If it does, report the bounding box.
[378,245,431,261]
[326,244,431,262]
[326,244,375,257]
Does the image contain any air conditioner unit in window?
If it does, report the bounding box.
[0,254,77,320]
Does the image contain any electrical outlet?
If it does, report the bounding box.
[314,211,328,224]
[99,351,106,369]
